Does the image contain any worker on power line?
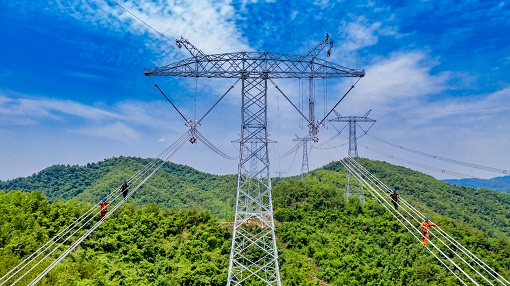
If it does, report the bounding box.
[120,180,130,199]
[420,217,436,245]
[99,197,110,220]
[389,188,399,210]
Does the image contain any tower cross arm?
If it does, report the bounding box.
[144,52,365,79]
[330,117,376,122]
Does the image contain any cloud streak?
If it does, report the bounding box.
[54,0,251,56]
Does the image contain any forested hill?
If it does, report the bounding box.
[1,174,509,285]
[0,157,237,219]
[323,159,510,239]
[443,175,510,194]
[1,156,510,238]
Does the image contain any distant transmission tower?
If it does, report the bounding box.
[145,36,364,285]
[330,110,376,203]
[293,136,311,176]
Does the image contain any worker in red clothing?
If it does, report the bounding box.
[420,217,436,245]
[99,197,110,220]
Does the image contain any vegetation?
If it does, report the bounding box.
[1,156,510,285]
[0,191,230,285]
[0,157,237,219]
[323,158,510,239]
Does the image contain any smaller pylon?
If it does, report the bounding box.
[293,136,311,177]
[330,110,376,203]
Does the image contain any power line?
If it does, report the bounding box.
[373,105,510,117]
[343,157,509,285]
[367,134,509,174]
[358,142,477,178]
[1,133,190,285]
[107,0,174,43]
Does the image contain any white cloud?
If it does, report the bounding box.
[54,0,251,57]
[63,71,104,80]
[341,21,382,51]
[72,121,141,141]
[338,15,399,52]
[0,94,123,124]
[0,92,188,142]
[338,51,449,114]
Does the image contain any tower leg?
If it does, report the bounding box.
[345,159,365,203]
[227,75,281,285]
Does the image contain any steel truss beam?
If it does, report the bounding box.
[144,52,364,79]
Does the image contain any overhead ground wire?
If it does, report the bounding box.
[319,131,508,285]
[366,134,509,174]
[1,133,189,285]
[343,156,509,285]
[358,142,476,178]
[344,158,475,284]
[341,157,473,285]
[27,135,188,286]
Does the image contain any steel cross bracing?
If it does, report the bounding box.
[330,110,376,203]
[144,52,364,78]
[228,76,281,285]
[144,37,364,286]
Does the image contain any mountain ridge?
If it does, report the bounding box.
[443,175,510,194]
[1,156,509,238]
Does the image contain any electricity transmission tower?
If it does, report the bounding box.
[145,36,364,285]
[294,35,333,176]
[330,110,376,203]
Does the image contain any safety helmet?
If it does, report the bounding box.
[393,189,397,193]
[124,180,127,183]
[424,216,429,221]
[102,197,107,202]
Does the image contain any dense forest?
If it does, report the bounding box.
[1,157,510,285]
[323,159,510,239]
[0,157,237,219]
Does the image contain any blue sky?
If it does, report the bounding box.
[1,0,509,181]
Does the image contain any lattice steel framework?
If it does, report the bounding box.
[330,110,376,203]
[145,38,364,285]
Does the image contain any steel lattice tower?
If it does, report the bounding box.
[330,110,376,203]
[145,36,364,285]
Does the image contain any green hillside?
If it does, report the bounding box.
[334,158,510,239]
[2,156,509,239]
[0,156,237,219]
[1,172,509,285]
